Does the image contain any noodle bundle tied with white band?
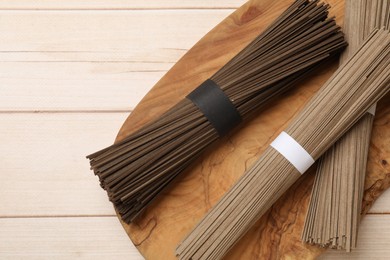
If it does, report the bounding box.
[177,28,390,260]
[270,131,315,174]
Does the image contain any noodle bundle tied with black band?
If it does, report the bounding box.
[87,0,347,223]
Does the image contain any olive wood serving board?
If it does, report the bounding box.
[114,0,390,258]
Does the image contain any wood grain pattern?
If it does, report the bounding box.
[0,113,127,216]
[0,10,231,111]
[320,215,390,259]
[369,188,390,213]
[1,215,389,260]
[0,112,387,218]
[0,0,387,259]
[113,0,390,259]
[0,63,164,111]
[0,0,245,10]
[0,11,228,60]
[0,217,143,260]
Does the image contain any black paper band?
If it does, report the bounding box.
[186,79,242,137]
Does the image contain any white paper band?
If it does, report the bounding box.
[270,131,315,174]
[367,104,376,116]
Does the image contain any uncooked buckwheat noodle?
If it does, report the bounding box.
[86,0,347,223]
[302,0,390,251]
[176,28,390,260]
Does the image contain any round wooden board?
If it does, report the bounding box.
[115,0,390,259]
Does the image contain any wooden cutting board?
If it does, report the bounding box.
[114,0,390,259]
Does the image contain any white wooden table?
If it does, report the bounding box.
[0,1,389,259]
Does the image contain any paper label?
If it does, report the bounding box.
[270,131,315,174]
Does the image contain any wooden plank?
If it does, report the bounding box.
[1,112,388,218]
[0,11,231,111]
[0,51,183,62]
[0,215,389,259]
[0,217,143,260]
[1,112,387,218]
[0,113,128,217]
[0,11,229,61]
[320,215,390,259]
[369,188,390,213]
[0,63,165,111]
[0,0,245,10]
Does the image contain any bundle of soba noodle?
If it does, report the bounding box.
[87,0,346,223]
[302,0,390,251]
[176,28,390,260]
